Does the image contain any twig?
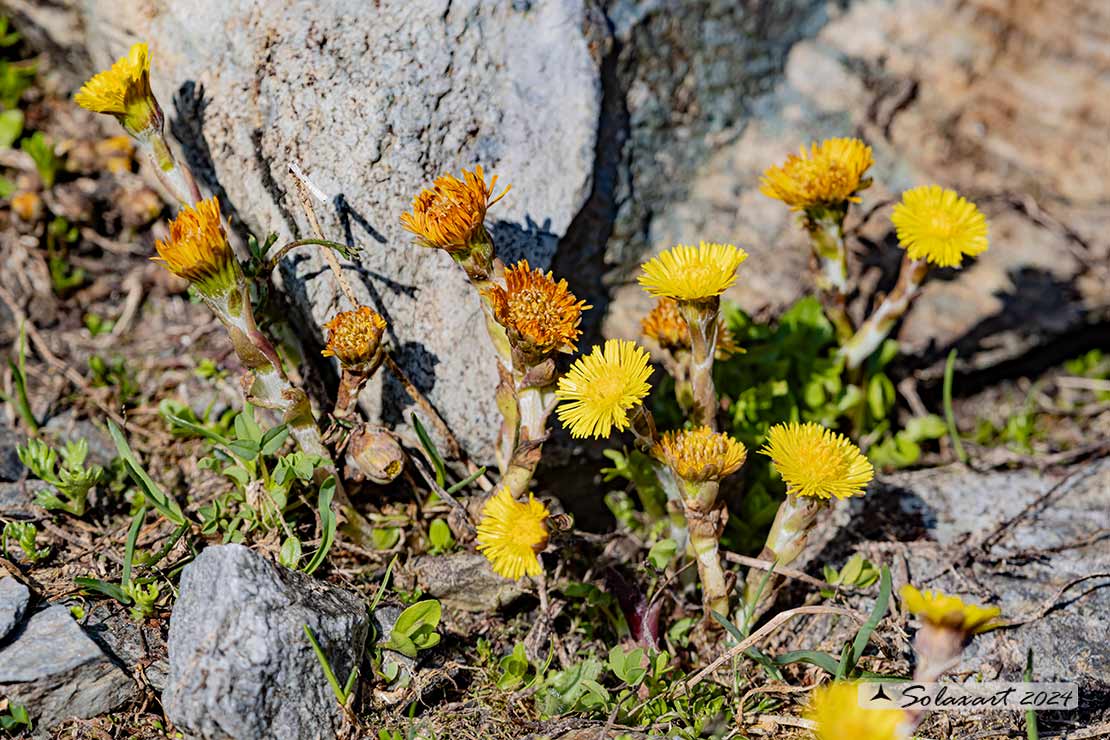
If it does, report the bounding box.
[1006,573,1110,626]
[680,605,865,694]
[722,552,858,594]
[409,454,474,527]
[289,163,358,308]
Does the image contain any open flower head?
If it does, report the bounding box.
[807,681,908,740]
[760,137,873,211]
[322,306,387,369]
[487,260,590,360]
[655,426,747,483]
[400,166,509,252]
[641,297,741,359]
[153,197,237,297]
[892,185,989,268]
[639,242,748,302]
[901,585,1002,636]
[555,339,652,439]
[760,421,873,500]
[476,488,550,580]
[75,42,162,136]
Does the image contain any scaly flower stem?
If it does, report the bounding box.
[678,299,720,430]
[628,405,688,548]
[135,131,200,207]
[681,478,730,619]
[840,255,928,369]
[207,282,374,545]
[806,211,854,343]
[737,494,827,633]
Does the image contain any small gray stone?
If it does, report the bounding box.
[0,606,133,731]
[0,480,52,516]
[162,544,369,740]
[0,425,25,482]
[405,552,526,613]
[0,576,30,640]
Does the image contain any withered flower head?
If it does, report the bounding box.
[654,426,747,483]
[400,165,509,253]
[75,42,163,137]
[153,197,237,297]
[641,297,741,359]
[321,306,388,369]
[486,260,590,361]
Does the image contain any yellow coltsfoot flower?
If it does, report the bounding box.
[153,197,238,298]
[760,137,873,211]
[807,681,908,740]
[638,242,748,303]
[476,488,550,580]
[486,259,590,361]
[900,585,1002,636]
[555,339,652,439]
[75,42,162,136]
[641,297,741,359]
[400,165,509,253]
[321,306,388,370]
[892,185,989,268]
[654,426,747,483]
[761,421,873,500]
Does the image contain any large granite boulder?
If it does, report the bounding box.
[11,0,1110,460]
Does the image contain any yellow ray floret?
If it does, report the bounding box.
[400,165,509,252]
[760,421,873,500]
[760,137,874,211]
[555,339,652,439]
[900,585,1002,635]
[321,306,387,368]
[153,197,237,296]
[638,242,748,302]
[654,426,747,483]
[486,260,590,357]
[476,488,550,580]
[892,185,989,268]
[641,297,741,358]
[75,42,160,135]
[807,681,908,740]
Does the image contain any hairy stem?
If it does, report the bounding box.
[840,255,928,369]
[806,212,854,342]
[136,132,200,207]
[678,299,720,430]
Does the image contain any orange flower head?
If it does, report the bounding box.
[322,306,388,369]
[486,260,590,360]
[400,166,509,253]
[153,197,237,297]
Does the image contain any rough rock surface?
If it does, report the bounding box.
[0,605,133,731]
[12,0,1110,461]
[163,543,370,740]
[0,576,30,640]
[809,458,1110,694]
[0,424,25,482]
[401,552,527,613]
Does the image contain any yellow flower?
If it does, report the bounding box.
[321,306,388,368]
[641,298,741,359]
[75,42,162,136]
[760,137,873,211]
[400,166,509,252]
[486,260,590,359]
[555,339,652,439]
[654,426,747,483]
[900,585,1002,635]
[153,197,237,297]
[476,488,550,580]
[638,242,748,302]
[892,185,989,268]
[807,681,908,740]
[760,421,873,500]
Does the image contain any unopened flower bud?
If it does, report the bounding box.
[346,425,405,484]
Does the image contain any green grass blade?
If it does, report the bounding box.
[943,349,969,463]
[121,506,146,588]
[1025,649,1039,740]
[303,477,337,575]
[410,413,446,488]
[840,565,892,678]
[303,624,347,703]
[445,466,486,494]
[107,421,186,526]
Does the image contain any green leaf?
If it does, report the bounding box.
[943,349,969,463]
[647,538,678,570]
[428,519,454,552]
[75,576,131,604]
[867,373,896,420]
[260,425,289,456]
[0,108,23,148]
[903,414,947,442]
[121,506,146,588]
[107,421,186,526]
[280,535,302,568]
[20,131,58,188]
[410,413,446,488]
[838,565,892,678]
[302,477,337,575]
[774,650,842,676]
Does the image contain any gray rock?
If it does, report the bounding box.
[83,604,170,693]
[0,576,30,640]
[0,605,133,731]
[403,552,526,613]
[0,479,51,515]
[824,459,1110,690]
[163,543,369,740]
[0,425,25,482]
